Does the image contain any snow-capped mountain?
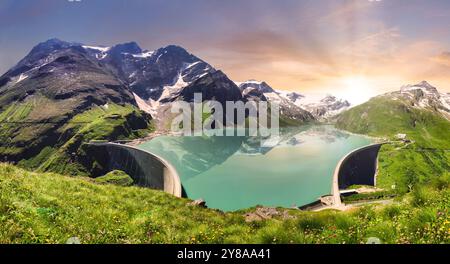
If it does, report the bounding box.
[3,39,321,128]
[88,43,218,101]
[236,80,351,121]
[298,95,351,120]
[0,39,136,111]
[4,38,353,131]
[237,80,314,123]
[82,42,242,111]
[395,81,450,120]
[0,39,150,162]
[336,81,450,141]
[2,39,245,118]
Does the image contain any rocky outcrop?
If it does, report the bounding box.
[244,207,294,222]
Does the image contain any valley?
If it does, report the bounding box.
[0,39,449,244]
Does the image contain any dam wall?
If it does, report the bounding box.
[337,144,383,189]
[87,143,182,197]
[331,143,384,207]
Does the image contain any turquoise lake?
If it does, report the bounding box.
[138,125,373,211]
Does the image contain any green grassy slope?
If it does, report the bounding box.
[0,98,48,157]
[16,103,154,176]
[94,170,134,186]
[336,97,450,147]
[0,163,448,244]
[336,96,450,193]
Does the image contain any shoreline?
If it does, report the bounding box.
[117,125,386,211]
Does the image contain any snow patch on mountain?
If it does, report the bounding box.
[399,81,444,109]
[82,45,111,59]
[238,80,314,122]
[185,61,202,70]
[159,73,191,101]
[133,92,157,115]
[132,50,155,58]
[299,95,351,120]
[82,45,110,52]
[237,80,352,121]
[15,74,29,84]
[440,93,450,110]
[388,81,450,120]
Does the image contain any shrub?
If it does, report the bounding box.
[297,213,332,231]
[335,214,356,230]
[94,170,134,186]
[431,173,450,191]
[382,204,402,219]
[366,222,396,244]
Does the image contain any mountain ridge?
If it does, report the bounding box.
[336,80,450,147]
[1,38,356,125]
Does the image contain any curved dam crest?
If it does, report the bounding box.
[87,142,182,197]
[331,143,385,207]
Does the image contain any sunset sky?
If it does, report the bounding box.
[1,0,449,104]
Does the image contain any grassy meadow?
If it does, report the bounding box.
[0,163,448,244]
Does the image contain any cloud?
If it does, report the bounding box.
[341,27,401,61]
[432,52,450,67]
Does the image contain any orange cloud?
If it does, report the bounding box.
[432,52,450,67]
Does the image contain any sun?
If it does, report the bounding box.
[340,76,375,105]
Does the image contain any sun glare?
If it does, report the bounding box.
[340,76,375,105]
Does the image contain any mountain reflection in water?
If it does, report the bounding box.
[138,125,371,211]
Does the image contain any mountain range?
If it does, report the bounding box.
[0,39,350,125]
[1,38,449,175]
[336,80,450,147]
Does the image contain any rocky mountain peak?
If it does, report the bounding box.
[401,81,439,95]
[30,38,75,53]
[235,80,314,123]
[1,39,320,130]
[383,81,450,120]
[108,42,142,55]
[286,92,304,102]
[417,80,435,89]
[297,95,351,120]
[320,95,337,103]
[158,45,190,55]
[320,95,350,107]
[3,39,81,79]
[238,80,275,94]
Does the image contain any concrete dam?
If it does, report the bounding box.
[88,143,182,197]
[329,143,384,207]
[88,139,384,210]
[337,143,384,189]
